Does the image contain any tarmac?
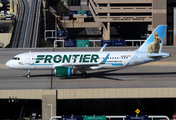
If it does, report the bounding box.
[0,47,175,89]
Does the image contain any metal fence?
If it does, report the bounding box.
[53,39,145,48]
[49,116,170,120]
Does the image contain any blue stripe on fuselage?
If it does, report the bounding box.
[105,63,123,66]
[29,63,53,65]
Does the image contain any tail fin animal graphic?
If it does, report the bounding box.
[137,25,167,53]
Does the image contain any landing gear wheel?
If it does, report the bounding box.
[81,71,87,78]
[27,70,30,78]
[27,74,30,78]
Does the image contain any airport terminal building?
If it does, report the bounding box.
[44,0,176,45]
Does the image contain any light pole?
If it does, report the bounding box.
[47,104,52,118]
[55,16,59,41]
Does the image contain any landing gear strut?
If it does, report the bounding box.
[81,71,87,78]
[27,70,30,78]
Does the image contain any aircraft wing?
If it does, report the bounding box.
[60,63,100,69]
[57,54,110,68]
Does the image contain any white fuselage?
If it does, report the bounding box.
[6,50,170,71]
[6,51,136,70]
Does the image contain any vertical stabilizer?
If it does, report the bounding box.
[137,25,167,53]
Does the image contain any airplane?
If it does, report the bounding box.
[6,25,171,78]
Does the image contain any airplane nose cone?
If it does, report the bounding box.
[6,61,11,67]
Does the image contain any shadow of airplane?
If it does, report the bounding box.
[25,69,176,81]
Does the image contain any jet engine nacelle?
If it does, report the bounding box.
[55,66,75,77]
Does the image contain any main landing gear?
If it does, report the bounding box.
[27,70,30,78]
[81,71,87,78]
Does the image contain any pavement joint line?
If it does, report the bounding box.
[0,61,176,68]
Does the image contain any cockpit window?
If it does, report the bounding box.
[12,57,20,60]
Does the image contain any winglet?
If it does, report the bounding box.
[100,43,107,52]
[100,53,110,64]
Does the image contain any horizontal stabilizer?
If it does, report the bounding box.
[148,53,171,59]
[148,55,164,59]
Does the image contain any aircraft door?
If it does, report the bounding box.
[25,54,30,64]
[31,54,34,63]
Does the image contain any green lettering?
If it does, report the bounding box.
[53,55,62,63]
[62,55,71,63]
[83,54,90,63]
[79,55,83,63]
[44,55,53,63]
[73,55,80,63]
[35,55,45,63]
[90,54,99,62]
